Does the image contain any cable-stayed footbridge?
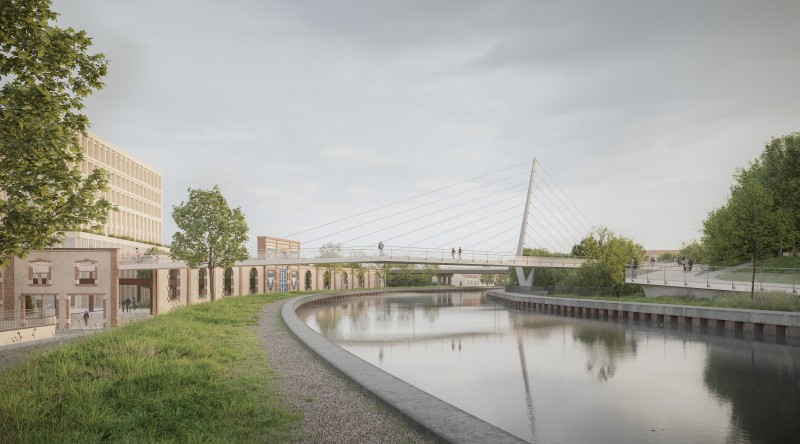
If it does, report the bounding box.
[120,158,593,279]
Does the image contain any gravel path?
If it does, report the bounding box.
[259,300,433,444]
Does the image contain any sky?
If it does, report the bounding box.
[51,0,800,253]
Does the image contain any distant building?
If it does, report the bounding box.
[2,132,165,339]
[1,248,119,345]
[61,132,165,256]
[645,250,679,259]
[453,273,484,286]
[257,236,300,259]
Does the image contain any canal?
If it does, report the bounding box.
[298,291,800,444]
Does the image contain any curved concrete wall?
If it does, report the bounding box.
[487,289,800,338]
[281,287,526,444]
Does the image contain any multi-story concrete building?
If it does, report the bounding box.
[61,131,164,257]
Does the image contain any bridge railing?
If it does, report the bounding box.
[626,265,800,294]
[0,309,56,333]
[290,245,585,266]
[120,245,585,267]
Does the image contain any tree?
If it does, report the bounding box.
[170,185,249,301]
[678,240,705,264]
[0,0,112,264]
[318,242,343,290]
[703,172,785,298]
[387,263,439,287]
[563,227,645,295]
[751,133,800,254]
[480,273,510,286]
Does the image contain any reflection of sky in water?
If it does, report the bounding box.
[300,292,800,444]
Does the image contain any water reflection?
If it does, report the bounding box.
[300,292,800,444]
[573,327,637,381]
[516,331,537,442]
[703,342,800,443]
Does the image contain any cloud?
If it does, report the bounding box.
[51,0,800,251]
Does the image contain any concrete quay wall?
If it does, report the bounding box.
[282,287,525,444]
[487,290,800,337]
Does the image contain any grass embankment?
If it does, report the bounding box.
[548,291,800,312]
[0,293,302,443]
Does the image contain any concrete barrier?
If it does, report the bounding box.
[487,290,800,338]
[281,287,525,444]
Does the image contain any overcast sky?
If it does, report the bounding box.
[52,0,800,254]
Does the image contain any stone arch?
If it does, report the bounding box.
[341,272,349,289]
[305,270,312,290]
[223,267,234,296]
[198,268,208,298]
[323,271,331,290]
[357,269,365,288]
[249,268,258,294]
[168,269,180,299]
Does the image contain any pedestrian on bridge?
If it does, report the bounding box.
[378,241,384,256]
[451,248,455,260]
[458,247,462,260]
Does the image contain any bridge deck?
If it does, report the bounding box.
[119,254,586,271]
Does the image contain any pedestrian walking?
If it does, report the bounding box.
[458,247,462,260]
[631,258,637,278]
[124,297,131,312]
[135,248,141,263]
[451,248,455,259]
[688,258,694,272]
[378,241,384,256]
[83,310,89,326]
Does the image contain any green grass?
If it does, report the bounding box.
[548,291,800,312]
[0,293,304,443]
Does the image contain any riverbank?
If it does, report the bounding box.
[0,293,428,443]
[489,289,800,339]
[511,290,800,312]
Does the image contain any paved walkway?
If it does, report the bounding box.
[259,300,433,443]
[2,302,432,443]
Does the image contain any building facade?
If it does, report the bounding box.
[1,249,119,345]
[63,131,164,257]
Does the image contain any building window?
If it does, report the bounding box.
[198,268,207,298]
[169,269,180,299]
[29,261,51,285]
[75,261,98,285]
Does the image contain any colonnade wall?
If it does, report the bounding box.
[146,264,385,316]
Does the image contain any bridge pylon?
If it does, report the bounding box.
[515,158,537,286]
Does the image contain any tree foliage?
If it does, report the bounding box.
[506,238,644,296]
[562,227,644,295]
[701,133,798,267]
[0,0,112,264]
[317,242,343,290]
[678,240,705,264]
[170,185,249,300]
[703,171,786,297]
[387,263,439,287]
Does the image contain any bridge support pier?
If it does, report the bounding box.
[515,267,534,286]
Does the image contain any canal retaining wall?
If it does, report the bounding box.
[487,289,800,338]
[282,286,526,444]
